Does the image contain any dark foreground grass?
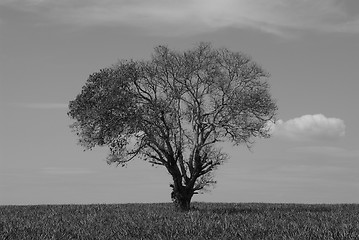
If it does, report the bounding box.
[1,202,359,239]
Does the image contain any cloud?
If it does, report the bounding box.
[42,167,93,175]
[288,146,359,159]
[2,0,359,36]
[14,103,68,109]
[269,114,345,141]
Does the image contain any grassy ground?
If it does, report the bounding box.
[1,202,359,239]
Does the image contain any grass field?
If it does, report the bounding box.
[1,202,359,239]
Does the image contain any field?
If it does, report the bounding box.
[1,202,359,239]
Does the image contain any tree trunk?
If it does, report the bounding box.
[171,185,193,211]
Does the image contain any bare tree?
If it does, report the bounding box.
[68,43,277,211]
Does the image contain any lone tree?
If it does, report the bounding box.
[68,43,277,211]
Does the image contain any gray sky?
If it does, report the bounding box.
[1,0,359,205]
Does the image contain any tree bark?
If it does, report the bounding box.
[170,184,193,211]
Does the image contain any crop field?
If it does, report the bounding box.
[1,202,359,239]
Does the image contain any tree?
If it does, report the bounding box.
[68,43,277,211]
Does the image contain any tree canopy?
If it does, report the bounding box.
[68,43,277,211]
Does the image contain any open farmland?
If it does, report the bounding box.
[1,202,359,239]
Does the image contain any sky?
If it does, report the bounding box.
[0,0,359,205]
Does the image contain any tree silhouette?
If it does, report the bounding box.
[68,43,277,211]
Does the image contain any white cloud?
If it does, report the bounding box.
[2,0,359,36]
[269,114,345,141]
